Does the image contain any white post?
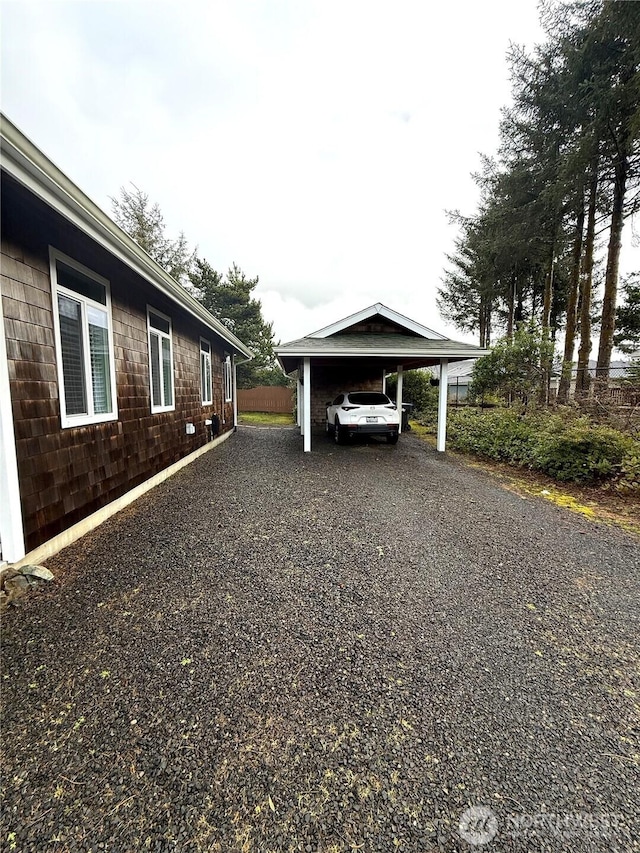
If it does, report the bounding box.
[0,296,25,562]
[232,358,238,428]
[303,357,311,452]
[437,358,449,452]
[382,370,386,393]
[296,374,302,428]
[396,364,403,434]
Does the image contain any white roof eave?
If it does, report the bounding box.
[0,114,252,360]
[275,347,489,358]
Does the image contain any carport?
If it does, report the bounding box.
[275,303,488,452]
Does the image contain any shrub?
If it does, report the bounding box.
[441,407,639,484]
[469,325,554,406]
[531,420,635,482]
[616,454,640,492]
[446,408,536,463]
[386,370,438,416]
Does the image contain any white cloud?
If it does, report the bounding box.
[2,0,637,348]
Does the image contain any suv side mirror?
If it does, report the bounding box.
[325,401,332,407]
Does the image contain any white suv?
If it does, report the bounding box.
[326,391,400,444]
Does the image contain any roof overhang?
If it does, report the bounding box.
[0,113,252,360]
[276,342,489,375]
[276,305,488,374]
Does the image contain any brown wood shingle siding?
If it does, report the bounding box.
[1,174,234,552]
[310,365,382,426]
[342,320,420,336]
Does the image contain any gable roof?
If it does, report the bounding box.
[0,113,252,359]
[278,334,481,357]
[276,304,488,374]
[308,302,447,340]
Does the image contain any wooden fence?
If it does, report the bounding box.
[237,386,295,413]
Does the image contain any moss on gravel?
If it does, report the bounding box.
[410,421,640,537]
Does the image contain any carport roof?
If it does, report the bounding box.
[276,303,488,374]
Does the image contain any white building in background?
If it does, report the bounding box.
[427,358,635,405]
[426,360,476,404]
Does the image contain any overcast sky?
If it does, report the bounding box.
[2,0,638,345]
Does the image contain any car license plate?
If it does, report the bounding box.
[366,416,378,423]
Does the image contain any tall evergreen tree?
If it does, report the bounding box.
[190,260,286,388]
[440,0,640,399]
[111,184,285,387]
[576,153,600,397]
[614,273,640,355]
[111,185,195,286]
[588,1,640,384]
[438,212,496,347]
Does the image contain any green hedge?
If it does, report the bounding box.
[437,408,639,488]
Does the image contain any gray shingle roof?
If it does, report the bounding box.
[276,333,486,356]
[276,333,488,374]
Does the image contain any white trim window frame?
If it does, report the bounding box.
[200,337,212,405]
[223,354,233,403]
[50,247,118,429]
[147,306,175,413]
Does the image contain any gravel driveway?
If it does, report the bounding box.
[2,427,638,853]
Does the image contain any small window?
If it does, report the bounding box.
[347,392,391,405]
[333,394,344,406]
[50,248,118,428]
[200,338,212,405]
[147,307,174,412]
[224,355,233,402]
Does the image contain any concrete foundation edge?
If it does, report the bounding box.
[8,429,233,570]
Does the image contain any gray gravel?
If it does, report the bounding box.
[2,427,639,852]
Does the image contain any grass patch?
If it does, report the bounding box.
[238,411,295,426]
[408,421,435,444]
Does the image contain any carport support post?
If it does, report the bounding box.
[396,364,403,433]
[437,358,449,452]
[303,357,311,452]
[296,376,302,427]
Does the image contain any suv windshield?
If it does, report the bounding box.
[347,392,391,405]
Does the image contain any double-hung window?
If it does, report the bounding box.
[200,338,212,405]
[223,354,233,403]
[147,308,174,412]
[50,248,117,428]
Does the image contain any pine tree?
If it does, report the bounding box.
[189,260,286,388]
[111,185,195,286]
